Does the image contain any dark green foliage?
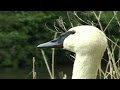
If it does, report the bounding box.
[0,11,60,69]
[0,11,119,69]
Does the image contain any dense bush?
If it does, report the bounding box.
[0,11,60,68]
[0,11,119,69]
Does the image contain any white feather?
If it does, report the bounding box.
[63,25,107,79]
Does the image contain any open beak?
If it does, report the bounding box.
[37,31,75,48]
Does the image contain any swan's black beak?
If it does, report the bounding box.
[37,31,75,48]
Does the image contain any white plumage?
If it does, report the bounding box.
[37,25,107,79]
[63,25,107,79]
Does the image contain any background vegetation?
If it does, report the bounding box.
[0,11,62,69]
[0,11,120,79]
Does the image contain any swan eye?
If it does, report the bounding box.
[71,30,76,34]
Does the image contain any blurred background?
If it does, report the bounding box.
[0,11,119,79]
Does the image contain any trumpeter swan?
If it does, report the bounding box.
[37,25,107,79]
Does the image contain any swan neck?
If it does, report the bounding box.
[72,53,100,79]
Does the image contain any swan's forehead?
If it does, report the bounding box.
[68,26,106,38]
[63,26,107,53]
[68,26,100,33]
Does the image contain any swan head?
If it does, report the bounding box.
[37,25,107,55]
[37,25,107,79]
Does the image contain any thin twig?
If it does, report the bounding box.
[45,23,61,33]
[107,37,120,49]
[104,13,116,32]
[32,57,36,79]
[41,49,53,79]
[93,11,103,31]
[67,11,74,27]
[51,32,58,79]
[73,11,89,25]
